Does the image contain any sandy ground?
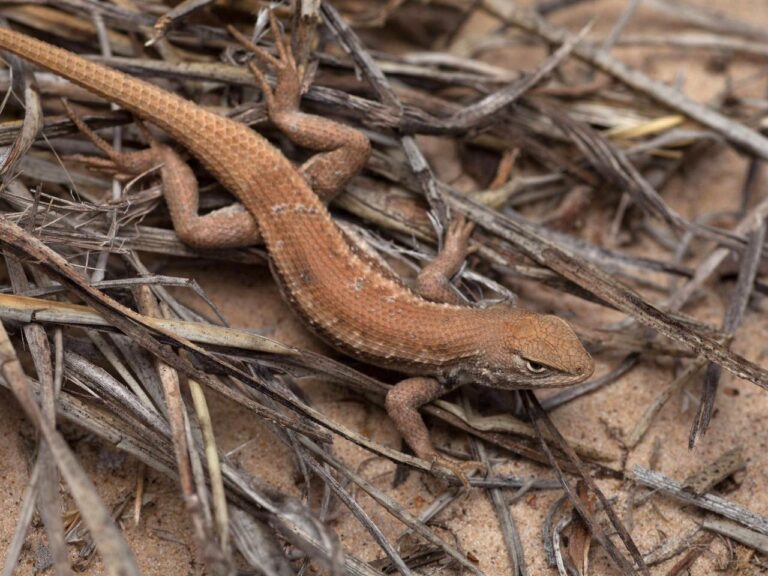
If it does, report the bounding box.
[3,0,768,574]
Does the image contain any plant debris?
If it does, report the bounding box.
[0,0,767,575]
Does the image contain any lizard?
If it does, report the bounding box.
[0,13,594,482]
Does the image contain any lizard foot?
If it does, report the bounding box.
[429,454,486,489]
[61,99,160,175]
[228,10,301,115]
[443,214,477,257]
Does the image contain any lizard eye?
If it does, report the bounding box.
[525,360,547,374]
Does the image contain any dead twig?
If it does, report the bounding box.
[633,466,768,535]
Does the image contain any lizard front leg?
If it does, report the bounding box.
[415,214,476,305]
[62,101,262,249]
[387,217,486,486]
[230,11,370,203]
[385,377,483,486]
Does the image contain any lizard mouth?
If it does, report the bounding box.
[461,365,592,389]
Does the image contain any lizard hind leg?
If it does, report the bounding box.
[61,99,159,176]
[229,10,370,203]
[62,99,263,249]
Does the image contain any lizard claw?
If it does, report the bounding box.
[228,9,301,114]
[429,454,486,489]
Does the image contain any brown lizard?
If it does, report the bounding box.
[0,14,593,481]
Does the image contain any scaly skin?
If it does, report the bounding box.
[0,20,593,482]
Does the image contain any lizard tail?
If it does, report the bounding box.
[0,27,250,179]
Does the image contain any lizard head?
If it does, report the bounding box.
[458,309,594,388]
